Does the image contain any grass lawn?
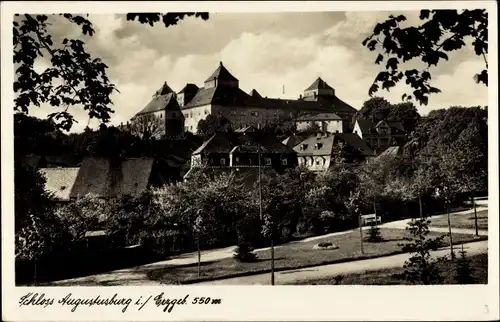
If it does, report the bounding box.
[147,228,487,284]
[430,210,488,230]
[291,253,488,285]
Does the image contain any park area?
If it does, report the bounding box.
[430,209,488,230]
[142,227,485,285]
[291,253,488,285]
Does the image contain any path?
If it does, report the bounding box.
[50,206,488,286]
[196,240,488,285]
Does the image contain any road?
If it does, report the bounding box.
[196,240,488,285]
[50,206,488,286]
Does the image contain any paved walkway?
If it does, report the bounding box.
[50,206,488,286]
[197,240,488,285]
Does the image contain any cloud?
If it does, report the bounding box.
[22,11,488,132]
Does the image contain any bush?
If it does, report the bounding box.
[234,237,258,263]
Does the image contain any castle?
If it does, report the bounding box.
[132,62,358,137]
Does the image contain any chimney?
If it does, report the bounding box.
[299,94,303,100]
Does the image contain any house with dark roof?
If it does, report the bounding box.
[353,119,407,154]
[131,62,359,135]
[293,132,374,172]
[68,157,170,199]
[185,126,297,180]
[132,82,184,137]
[295,112,343,133]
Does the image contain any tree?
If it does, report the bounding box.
[197,114,233,139]
[387,101,421,135]
[455,244,476,284]
[400,218,444,284]
[345,190,364,254]
[14,13,209,131]
[129,114,165,140]
[363,9,488,106]
[355,97,392,123]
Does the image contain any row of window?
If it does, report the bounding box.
[299,157,325,166]
[184,110,210,118]
[220,157,288,166]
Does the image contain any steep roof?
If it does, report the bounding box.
[193,130,296,155]
[376,146,402,160]
[204,62,239,83]
[282,135,306,148]
[183,86,251,109]
[293,134,335,156]
[179,83,199,94]
[69,158,154,199]
[250,89,262,98]
[355,119,375,134]
[135,92,178,116]
[304,77,334,91]
[39,167,80,201]
[293,133,374,157]
[335,133,375,157]
[296,112,342,121]
[154,82,174,96]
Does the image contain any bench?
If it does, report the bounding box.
[360,214,382,226]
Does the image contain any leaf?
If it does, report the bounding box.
[368,83,379,96]
[375,54,384,64]
[386,57,399,70]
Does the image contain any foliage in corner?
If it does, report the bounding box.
[14,13,209,131]
[362,9,488,106]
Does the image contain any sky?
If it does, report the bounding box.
[27,11,489,132]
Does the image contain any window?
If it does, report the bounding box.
[265,158,272,166]
[315,159,321,166]
[160,114,163,119]
[281,158,288,166]
[251,111,259,117]
[205,110,209,115]
[240,111,246,116]
[235,157,240,163]
[220,158,226,166]
[300,144,308,151]
[315,143,323,150]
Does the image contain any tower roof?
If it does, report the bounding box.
[249,89,262,98]
[154,81,174,97]
[204,61,239,83]
[179,83,199,94]
[304,77,334,91]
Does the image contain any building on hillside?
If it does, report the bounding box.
[295,112,343,133]
[131,62,358,135]
[184,125,297,180]
[63,157,169,200]
[353,119,407,154]
[132,82,185,137]
[293,132,375,172]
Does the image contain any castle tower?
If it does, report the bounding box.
[303,77,335,101]
[204,61,239,89]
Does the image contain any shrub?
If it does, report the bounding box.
[234,237,258,262]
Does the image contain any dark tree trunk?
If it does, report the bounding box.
[446,202,454,259]
[471,192,479,237]
[418,195,423,219]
